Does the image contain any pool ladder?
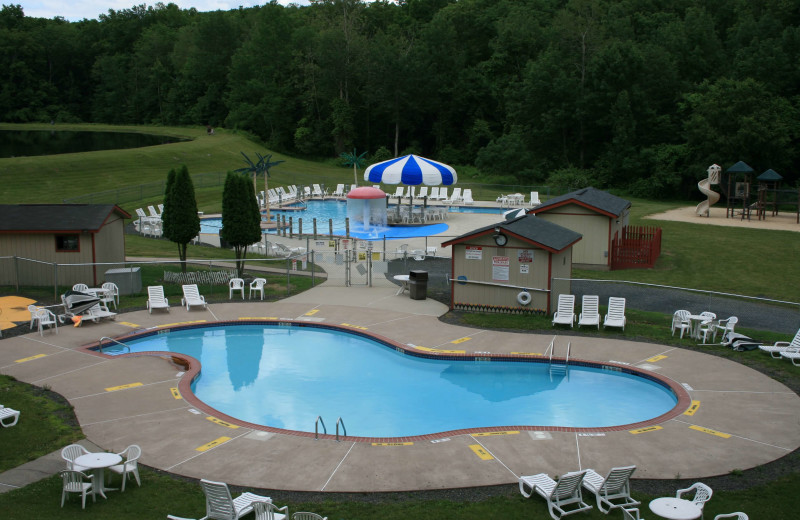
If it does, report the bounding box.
[98,336,131,354]
[314,416,347,441]
[545,336,570,377]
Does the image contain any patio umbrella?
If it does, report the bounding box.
[364,155,457,186]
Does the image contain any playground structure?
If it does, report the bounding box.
[695,164,721,217]
[698,161,800,224]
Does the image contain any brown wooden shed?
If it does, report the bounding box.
[0,204,130,287]
[441,214,581,315]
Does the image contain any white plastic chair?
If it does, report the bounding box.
[249,278,266,300]
[518,470,592,520]
[676,482,713,519]
[696,311,717,342]
[199,478,270,520]
[253,500,290,520]
[72,283,89,292]
[552,294,575,327]
[181,284,207,310]
[59,470,95,509]
[147,285,170,313]
[292,513,327,520]
[713,514,747,520]
[109,444,141,492]
[35,308,58,336]
[712,316,738,342]
[577,295,600,329]
[671,310,692,338]
[622,508,643,520]
[229,278,245,299]
[603,297,627,330]
[581,465,639,513]
[101,282,120,309]
[61,444,91,471]
[28,304,40,329]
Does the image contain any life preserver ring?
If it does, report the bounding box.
[517,291,532,306]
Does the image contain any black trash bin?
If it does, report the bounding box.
[408,270,428,300]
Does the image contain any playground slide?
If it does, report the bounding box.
[696,177,720,217]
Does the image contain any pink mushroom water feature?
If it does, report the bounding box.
[346,186,388,238]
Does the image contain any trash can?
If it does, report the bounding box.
[104,267,142,295]
[408,270,428,300]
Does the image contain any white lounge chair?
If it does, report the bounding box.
[530,191,542,206]
[780,349,800,366]
[147,285,170,314]
[462,188,474,204]
[429,187,440,200]
[518,470,592,520]
[199,478,270,520]
[417,186,428,199]
[312,184,326,198]
[253,500,290,520]
[181,284,207,310]
[392,186,404,198]
[714,514,748,520]
[671,310,692,338]
[552,294,575,327]
[274,242,306,257]
[758,328,800,358]
[109,444,141,492]
[676,482,713,519]
[581,465,639,513]
[229,278,245,299]
[59,470,95,509]
[250,278,266,300]
[437,187,448,201]
[332,184,345,197]
[443,187,461,204]
[577,295,600,329]
[0,406,20,427]
[603,297,627,330]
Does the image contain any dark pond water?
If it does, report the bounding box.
[0,130,190,158]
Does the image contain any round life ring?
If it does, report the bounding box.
[517,291,532,306]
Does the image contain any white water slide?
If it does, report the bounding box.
[696,164,722,217]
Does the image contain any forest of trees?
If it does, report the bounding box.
[2,0,799,198]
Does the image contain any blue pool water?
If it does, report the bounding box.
[200,200,504,240]
[112,324,678,438]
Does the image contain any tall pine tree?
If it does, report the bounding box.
[162,165,200,272]
[220,172,262,277]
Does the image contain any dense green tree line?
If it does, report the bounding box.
[2,0,799,197]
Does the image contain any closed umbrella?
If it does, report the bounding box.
[364,155,457,186]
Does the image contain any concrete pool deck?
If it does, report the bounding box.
[1,284,799,493]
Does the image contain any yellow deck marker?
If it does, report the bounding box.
[689,425,730,438]
[647,355,667,363]
[684,400,701,416]
[170,387,182,399]
[117,321,140,328]
[630,425,663,434]
[371,442,413,446]
[451,337,472,344]
[341,323,368,330]
[15,354,47,363]
[414,346,466,354]
[206,417,239,429]
[159,320,207,328]
[105,382,143,392]
[469,444,494,460]
[305,309,319,316]
[239,317,279,320]
[473,431,519,437]
[511,352,542,356]
[196,436,232,452]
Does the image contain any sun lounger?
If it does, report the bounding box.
[581,465,639,513]
[519,470,592,520]
[181,284,207,310]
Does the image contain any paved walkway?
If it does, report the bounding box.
[1,284,799,493]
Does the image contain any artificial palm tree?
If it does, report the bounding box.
[235,152,285,227]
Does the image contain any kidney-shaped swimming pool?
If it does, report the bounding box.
[102,322,681,439]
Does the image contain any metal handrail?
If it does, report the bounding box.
[335,417,347,442]
[315,416,327,440]
[545,336,556,366]
[98,336,130,354]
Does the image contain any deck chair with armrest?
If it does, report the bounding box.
[0,406,20,427]
[462,188,474,204]
[581,465,639,513]
[59,470,96,509]
[101,282,120,309]
[437,187,448,201]
[758,328,800,358]
[181,284,207,310]
[530,191,542,206]
[779,349,800,366]
[577,295,600,329]
[676,482,713,520]
[429,187,440,200]
[671,310,692,338]
[292,513,327,520]
[711,316,738,343]
[552,294,576,327]
[417,186,428,200]
[713,514,747,520]
[229,278,245,299]
[108,444,141,492]
[147,285,170,313]
[332,184,345,197]
[249,278,266,300]
[199,478,271,520]
[443,187,461,204]
[603,297,627,330]
[252,500,290,520]
[61,444,91,471]
[622,508,643,520]
[392,186,404,198]
[519,470,592,520]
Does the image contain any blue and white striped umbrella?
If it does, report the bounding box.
[364,154,457,185]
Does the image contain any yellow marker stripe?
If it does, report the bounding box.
[630,425,663,434]
[159,320,207,328]
[689,425,730,438]
[511,352,542,356]
[239,317,279,320]
[341,323,368,330]
[206,416,239,429]
[105,382,143,392]
[414,346,466,354]
[451,337,472,344]
[170,387,182,399]
[196,436,232,452]
[684,400,700,416]
[305,309,319,316]
[15,354,47,363]
[473,431,519,437]
[117,321,140,328]
[372,442,413,446]
[469,444,494,460]
[647,355,667,362]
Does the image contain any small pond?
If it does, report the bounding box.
[0,130,190,158]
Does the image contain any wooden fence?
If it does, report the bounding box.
[610,225,662,270]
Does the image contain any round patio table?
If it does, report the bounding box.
[74,452,123,499]
[649,497,701,520]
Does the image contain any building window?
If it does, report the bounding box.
[55,234,80,252]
